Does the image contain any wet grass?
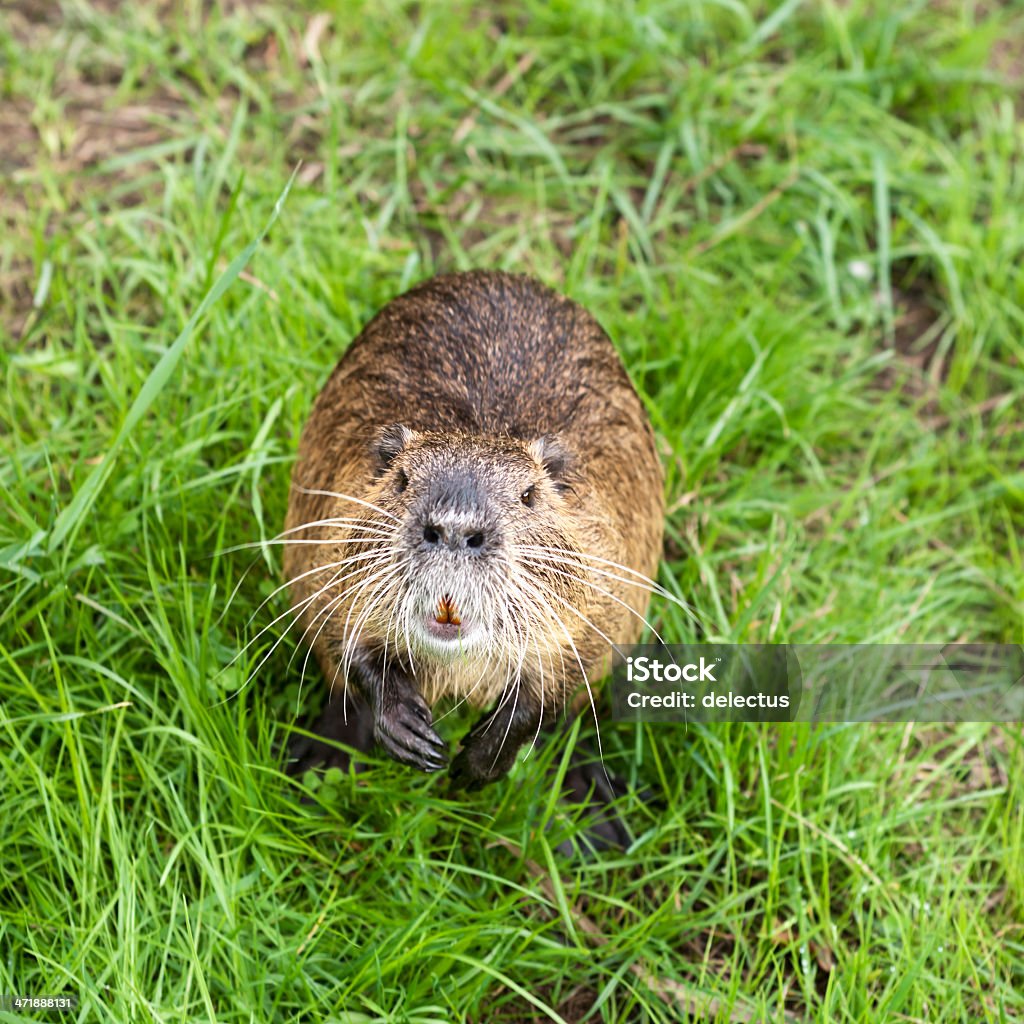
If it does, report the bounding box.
[1,1,1023,1021]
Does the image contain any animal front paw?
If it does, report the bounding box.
[448,718,519,790]
[374,687,448,773]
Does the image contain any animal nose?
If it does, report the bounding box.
[421,522,488,552]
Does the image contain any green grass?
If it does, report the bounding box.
[2,0,1023,1021]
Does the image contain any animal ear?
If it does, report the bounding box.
[375,423,416,467]
[528,434,573,480]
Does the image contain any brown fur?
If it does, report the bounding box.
[283,271,663,785]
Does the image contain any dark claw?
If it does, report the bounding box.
[375,692,448,772]
[377,727,448,772]
[402,710,448,756]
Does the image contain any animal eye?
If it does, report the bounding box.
[396,469,408,494]
[520,484,536,508]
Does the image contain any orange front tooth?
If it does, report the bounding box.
[435,595,460,625]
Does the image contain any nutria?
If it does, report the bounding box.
[283,270,664,797]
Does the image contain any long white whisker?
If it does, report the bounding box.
[296,574,382,698]
[520,626,549,764]
[345,562,406,679]
[510,568,611,787]
[516,544,703,630]
[517,555,670,647]
[240,556,396,696]
[489,666,524,775]
[339,560,407,684]
[221,520,396,555]
[327,562,406,728]
[326,560,408,722]
[239,545,393,637]
[215,516,395,627]
[222,533,396,555]
[290,555,402,681]
[293,484,402,523]
[476,585,534,756]
[380,556,414,682]
[228,557,363,669]
[281,515,394,533]
[516,544,691,603]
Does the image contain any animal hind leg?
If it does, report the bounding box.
[286,689,375,776]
